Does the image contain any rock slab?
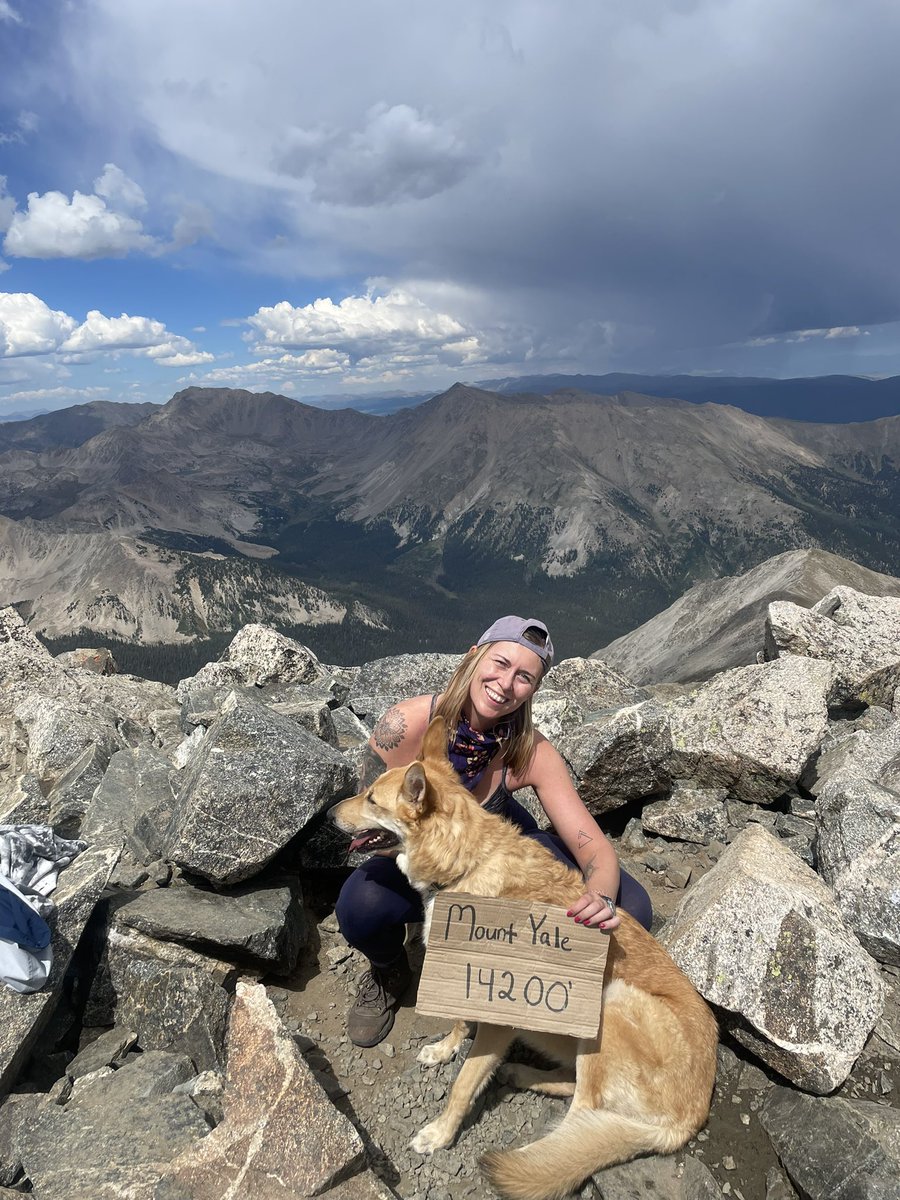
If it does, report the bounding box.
[165,978,366,1198]
[659,824,884,1093]
[164,690,354,884]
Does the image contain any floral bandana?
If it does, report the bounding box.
[448,714,511,791]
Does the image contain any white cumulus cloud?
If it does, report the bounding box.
[246,287,466,355]
[3,189,153,260]
[60,310,169,353]
[0,293,78,357]
[0,292,211,366]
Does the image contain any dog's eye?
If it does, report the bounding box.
[365,791,378,807]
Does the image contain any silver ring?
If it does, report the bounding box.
[599,894,617,919]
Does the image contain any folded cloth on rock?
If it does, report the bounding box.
[0,825,85,995]
[0,874,51,951]
[0,824,88,918]
[0,937,53,994]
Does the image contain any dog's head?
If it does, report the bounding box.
[330,716,464,857]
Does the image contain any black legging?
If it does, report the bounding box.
[335,797,653,967]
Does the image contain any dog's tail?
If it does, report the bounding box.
[480,1107,688,1200]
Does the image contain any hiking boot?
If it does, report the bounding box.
[347,952,412,1047]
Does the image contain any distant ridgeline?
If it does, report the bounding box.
[0,381,898,680]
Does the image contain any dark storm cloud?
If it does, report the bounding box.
[9,0,900,377]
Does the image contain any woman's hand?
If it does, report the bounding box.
[566,890,620,932]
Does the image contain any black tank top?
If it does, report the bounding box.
[430,695,516,814]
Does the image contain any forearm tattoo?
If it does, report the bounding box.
[360,745,387,788]
[577,829,593,848]
[372,705,407,751]
[581,854,597,883]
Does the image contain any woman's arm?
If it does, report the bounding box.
[526,737,622,931]
[358,694,433,786]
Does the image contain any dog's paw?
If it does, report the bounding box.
[411,1121,454,1154]
[417,1040,457,1066]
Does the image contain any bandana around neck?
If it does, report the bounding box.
[448,713,511,791]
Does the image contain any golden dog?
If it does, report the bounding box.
[332,718,718,1200]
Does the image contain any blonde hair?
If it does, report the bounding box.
[433,643,538,777]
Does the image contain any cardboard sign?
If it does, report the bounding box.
[416,892,609,1038]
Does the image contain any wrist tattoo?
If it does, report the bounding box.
[360,746,387,788]
[582,854,597,882]
[373,706,407,751]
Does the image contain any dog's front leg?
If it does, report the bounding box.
[411,1023,515,1154]
[418,1019,472,1065]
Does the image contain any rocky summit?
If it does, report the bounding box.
[0,582,898,1199]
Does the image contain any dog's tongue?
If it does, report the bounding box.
[349,832,377,853]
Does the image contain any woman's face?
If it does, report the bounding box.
[466,640,543,730]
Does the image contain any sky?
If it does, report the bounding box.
[1,0,900,418]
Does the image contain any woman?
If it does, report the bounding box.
[335,615,653,1047]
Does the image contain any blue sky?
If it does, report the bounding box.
[2,0,900,417]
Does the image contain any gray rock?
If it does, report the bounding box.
[804,718,900,799]
[216,623,326,687]
[659,824,884,1093]
[593,1151,723,1197]
[54,647,119,674]
[348,652,461,721]
[559,701,672,814]
[172,1068,225,1127]
[765,1165,800,1199]
[332,705,373,750]
[171,725,205,769]
[15,690,123,786]
[14,1053,206,1200]
[164,690,354,885]
[0,772,48,824]
[148,707,184,752]
[163,979,366,1198]
[641,784,729,845]
[817,778,900,966]
[86,673,179,734]
[530,691,586,741]
[47,742,109,836]
[0,843,120,1095]
[115,878,305,973]
[115,957,231,1073]
[86,922,239,1029]
[767,586,900,708]
[82,744,176,865]
[668,657,833,804]
[543,656,649,713]
[759,1087,900,1199]
[0,607,60,681]
[66,1027,138,1080]
[276,695,339,745]
[67,1049,197,1106]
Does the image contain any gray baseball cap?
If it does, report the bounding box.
[476,615,554,673]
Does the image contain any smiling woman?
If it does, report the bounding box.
[334,614,653,1047]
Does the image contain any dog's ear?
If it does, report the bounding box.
[401,761,430,810]
[420,716,450,764]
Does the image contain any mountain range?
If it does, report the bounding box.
[0,384,897,658]
[485,372,900,423]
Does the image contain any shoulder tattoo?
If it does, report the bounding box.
[373,705,407,751]
[360,745,387,788]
